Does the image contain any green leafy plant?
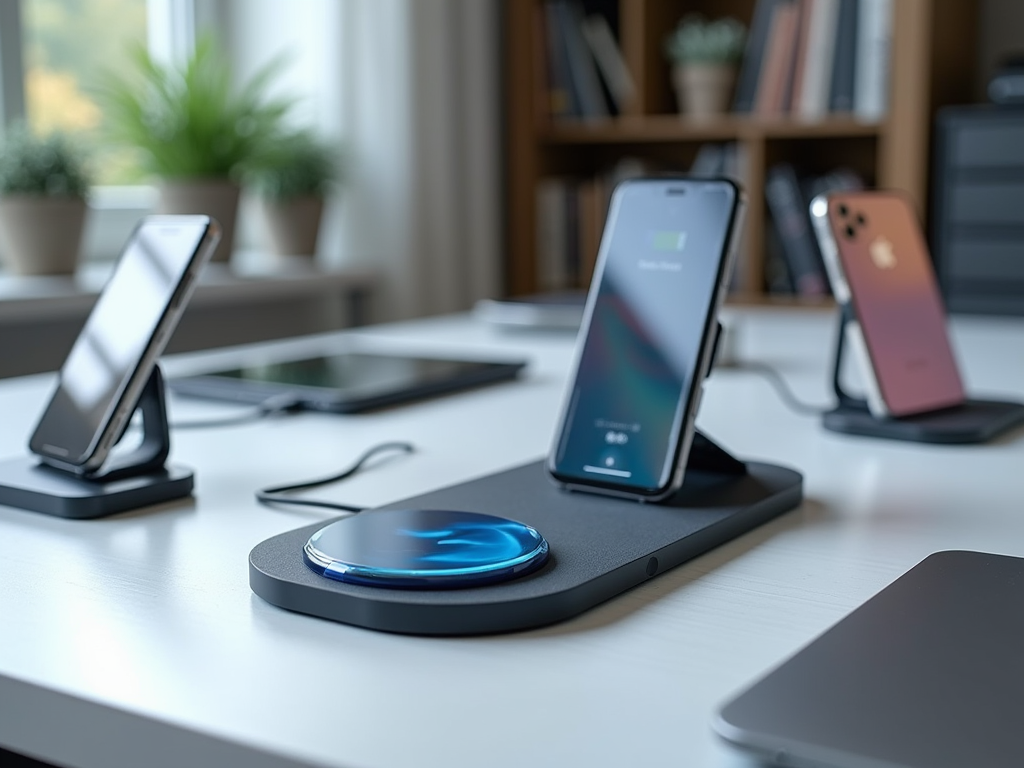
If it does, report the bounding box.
[664,15,746,65]
[0,124,91,197]
[246,129,341,200]
[99,35,294,180]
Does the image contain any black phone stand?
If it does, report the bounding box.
[0,366,194,519]
[822,304,1024,443]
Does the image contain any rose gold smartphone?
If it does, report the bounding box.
[810,190,965,418]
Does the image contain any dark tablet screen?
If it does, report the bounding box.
[171,352,526,413]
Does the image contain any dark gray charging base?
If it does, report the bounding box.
[249,458,803,636]
[823,399,1024,444]
[821,304,1024,444]
[0,368,194,519]
[0,457,194,519]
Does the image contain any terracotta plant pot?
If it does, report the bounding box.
[157,179,241,262]
[261,195,325,257]
[672,63,736,119]
[0,196,87,275]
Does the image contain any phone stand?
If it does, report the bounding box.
[250,431,802,636]
[0,366,193,519]
[822,304,1024,443]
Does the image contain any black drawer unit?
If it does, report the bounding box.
[933,106,1024,315]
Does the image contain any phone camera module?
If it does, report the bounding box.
[844,225,856,240]
[837,204,849,217]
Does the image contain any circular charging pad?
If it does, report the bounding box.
[303,509,549,589]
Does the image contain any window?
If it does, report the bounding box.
[21,0,149,184]
[1,0,196,260]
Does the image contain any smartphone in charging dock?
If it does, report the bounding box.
[28,215,221,476]
[809,191,965,418]
[547,177,745,502]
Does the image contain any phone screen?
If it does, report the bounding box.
[549,179,739,496]
[29,217,213,467]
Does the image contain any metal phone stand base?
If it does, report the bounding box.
[0,367,193,519]
[249,433,802,636]
[822,305,1024,444]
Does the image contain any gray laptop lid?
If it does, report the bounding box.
[714,550,1024,768]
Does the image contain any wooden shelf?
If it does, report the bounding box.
[502,0,979,300]
[725,292,836,310]
[539,115,885,144]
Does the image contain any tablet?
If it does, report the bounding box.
[170,352,527,413]
[715,550,1024,768]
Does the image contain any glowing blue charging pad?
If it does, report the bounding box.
[303,508,549,589]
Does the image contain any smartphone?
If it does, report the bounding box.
[29,215,220,474]
[547,177,745,501]
[810,190,965,418]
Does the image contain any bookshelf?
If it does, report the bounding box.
[503,0,978,302]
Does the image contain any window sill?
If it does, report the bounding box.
[0,253,378,378]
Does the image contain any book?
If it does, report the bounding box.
[474,291,587,330]
[690,143,729,177]
[828,0,859,113]
[576,175,606,288]
[788,0,815,114]
[853,0,893,121]
[543,1,582,118]
[794,0,841,120]
[803,166,865,202]
[765,163,829,296]
[580,14,635,113]
[552,0,610,121]
[733,0,782,113]
[536,177,572,291]
[763,212,796,294]
[754,0,801,116]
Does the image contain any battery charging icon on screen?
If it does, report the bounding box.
[651,231,687,252]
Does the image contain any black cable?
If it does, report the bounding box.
[256,441,416,513]
[170,393,305,430]
[728,362,834,417]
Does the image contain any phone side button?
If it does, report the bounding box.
[694,386,704,418]
[170,275,194,308]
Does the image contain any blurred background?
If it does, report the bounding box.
[0,0,1022,376]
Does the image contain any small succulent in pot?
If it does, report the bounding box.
[0,125,92,274]
[245,129,342,257]
[664,15,746,118]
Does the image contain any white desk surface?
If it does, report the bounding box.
[1,307,1022,768]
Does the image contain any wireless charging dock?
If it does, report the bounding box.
[0,367,193,519]
[249,432,802,636]
[822,305,1024,443]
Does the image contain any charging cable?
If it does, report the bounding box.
[256,441,416,513]
[725,362,834,417]
[169,393,305,430]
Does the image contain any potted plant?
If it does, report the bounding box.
[100,36,293,263]
[0,125,91,275]
[246,130,340,258]
[664,15,746,119]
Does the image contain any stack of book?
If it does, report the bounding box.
[733,0,893,122]
[537,0,635,122]
[535,150,747,293]
[764,163,865,297]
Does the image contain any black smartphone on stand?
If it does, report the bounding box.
[29,215,220,475]
[547,178,745,501]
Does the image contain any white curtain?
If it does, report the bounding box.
[333,0,502,320]
[222,0,502,321]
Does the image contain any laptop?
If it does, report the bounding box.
[714,550,1024,768]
